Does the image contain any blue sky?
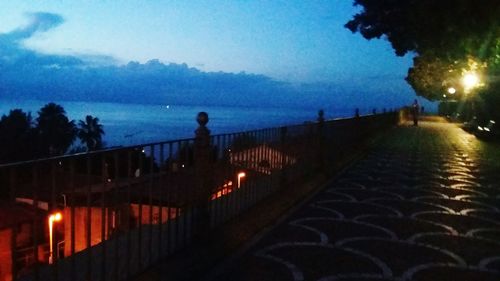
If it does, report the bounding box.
[0,0,413,83]
[0,0,433,111]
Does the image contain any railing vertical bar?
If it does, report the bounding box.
[188,140,194,244]
[244,133,252,209]
[158,143,164,260]
[256,129,263,202]
[250,131,257,207]
[166,142,173,254]
[32,165,40,281]
[137,147,144,271]
[234,133,241,216]
[224,134,229,223]
[241,133,247,214]
[258,130,264,203]
[125,150,132,280]
[266,128,270,195]
[148,145,154,266]
[214,134,222,227]
[182,140,189,248]
[264,128,270,197]
[10,207,17,281]
[9,168,18,281]
[280,127,287,191]
[244,132,251,209]
[269,129,275,192]
[231,134,237,219]
[51,161,59,281]
[113,151,120,281]
[101,155,107,281]
[86,156,92,281]
[69,159,76,281]
[174,141,181,252]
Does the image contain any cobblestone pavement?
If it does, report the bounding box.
[214,121,500,281]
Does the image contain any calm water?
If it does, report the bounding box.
[1,100,357,147]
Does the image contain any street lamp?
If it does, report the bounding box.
[48,212,62,264]
[447,87,456,94]
[462,72,480,92]
[237,172,246,188]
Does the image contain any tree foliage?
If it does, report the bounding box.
[36,103,77,156]
[346,0,500,103]
[0,109,37,163]
[0,103,106,163]
[346,0,500,59]
[78,115,105,151]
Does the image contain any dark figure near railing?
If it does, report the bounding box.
[412,99,420,126]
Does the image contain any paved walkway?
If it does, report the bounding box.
[209,120,500,281]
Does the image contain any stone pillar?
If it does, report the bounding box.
[193,112,212,236]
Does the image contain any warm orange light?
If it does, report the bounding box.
[237,172,246,188]
[52,212,62,222]
[49,212,63,264]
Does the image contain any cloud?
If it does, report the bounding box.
[0,12,413,110]
[1,12,64,43]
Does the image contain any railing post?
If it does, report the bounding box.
[193,112,212,237]
[355,108,360,118]
[317,109,325,172]
[279,126,287,190]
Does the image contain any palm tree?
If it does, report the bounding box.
[36,103,77,156]
[78,115,105,151]
[0,109,37,163]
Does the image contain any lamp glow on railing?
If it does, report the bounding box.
[237,172,246,188]
[48,212,62,264]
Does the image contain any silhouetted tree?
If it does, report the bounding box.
[0,109,36,163]
[78,115,105,151]
[345,0,500,118]
[345,1,500,59]
[36,103,77,156]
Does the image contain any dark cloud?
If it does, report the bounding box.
[13,12,64,40]
[0,12,64,55]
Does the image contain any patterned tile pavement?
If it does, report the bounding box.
[213,121,500,281]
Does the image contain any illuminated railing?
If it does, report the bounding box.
[0,109,399,281]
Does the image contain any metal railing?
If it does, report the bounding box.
[0,109,399,281]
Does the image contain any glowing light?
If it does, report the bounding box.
[447,87,456,94]
[237,172,246,188]
[443,94,447,98]
[462,73,479,90]
[48,212,63,264]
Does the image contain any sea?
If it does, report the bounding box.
[0,99,360,147]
